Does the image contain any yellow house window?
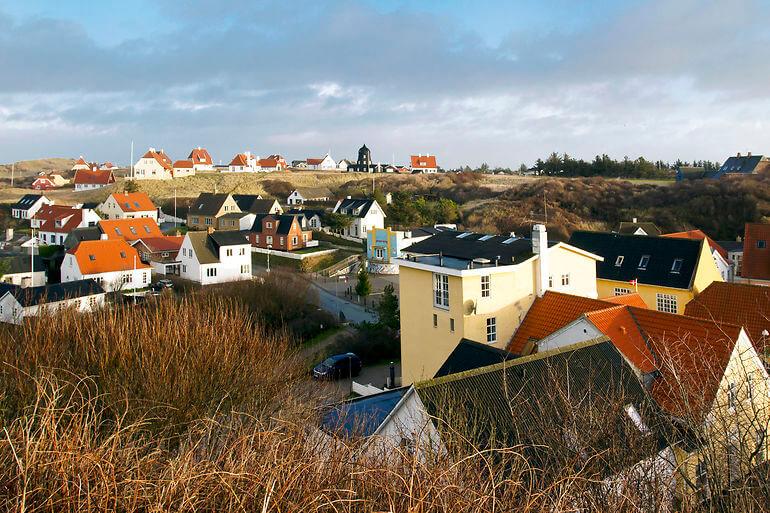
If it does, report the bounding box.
[433,273,449,309]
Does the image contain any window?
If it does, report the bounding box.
[433,313,438,328]
[561,273,570,286]
[182,265,187,273]
[615,255,624,267]
[486,318,497,344]
[255,235,260,243]
[728,381,737,410]
[280,237,285,245]
[142,272,148,284]
[192,217,199,224]
[239,248,245,256]
[292,236,298,246]
[614,287,632,296]
[266,236,273,245]
[226,248,233,257]
[161,252,169,258]
[481,275,490,297]
[266,222,273,229]
[206,268,217,277]
[671,258,683,273]
[548,275,553,288]
[638,255,650,269]
[205,217,212,225]
[450,318,455,332]
[129,227,137,235]
[241,264,250,273]
[433,273,449,309]
[758,240,767,249]
[656,293,677,314]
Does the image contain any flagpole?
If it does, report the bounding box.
[130,140,134,180]
[30,228,34,286]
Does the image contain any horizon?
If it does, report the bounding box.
[1,0,768,167]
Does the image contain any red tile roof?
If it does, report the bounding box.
[68,239,150,275]
[173,159,194,169]
[108,192,156,213]
[410,154,438,169]
[142,149,173,170]
[135,235,184,253]
[73,168,115,185]
[98,218,163,242]
[602,292,648,309]
[34,205,86,234]
[306,157,324,165]
[685,281,770,355]
[188,147,212,165]
[663,229,727,259]
[258,158,279,168]
[229,153,249,167]
[507,291,616,354]
[585,306,656,374]
[741,223,770,280]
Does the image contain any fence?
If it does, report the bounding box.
[251,246,337,261]
[319,254,360,277]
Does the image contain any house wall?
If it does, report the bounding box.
[61,255,151,292]
[133,158,172,180]
[0,292,107,325]
[0,294,22,323]
[536,318,602,353]
[178,238,251,285]
[187,196,240,230]
[250,222,312,251]
[1,270,47,287]
[173,167,196,177]
[75,183,110,191]
[12,197,51,219]
[692,240,725,293]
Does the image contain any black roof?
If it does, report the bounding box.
[287,208,325,218]
[718,154,765,175]
[717,240,744,253]
[0,279,104,307]
[232,195,278,214]
[11,194,47,210]
[568,231,701,289]
[250,214,299,235]
[434,339,515,378]
[617,221,661,236]
[405,230,547,266]
[321,386,410,438]
[63,226,102,250]
[209,230,250,249]
[0,255,45,274]
[191,193,233,216]
[81,202,100,210]
[334,198,378,218]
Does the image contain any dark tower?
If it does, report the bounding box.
[357,144,372,168]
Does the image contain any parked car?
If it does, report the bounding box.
[312,353,362,380]
[150,279,174,292]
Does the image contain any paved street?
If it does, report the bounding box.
[309,280,378,324]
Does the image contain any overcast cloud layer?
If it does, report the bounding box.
[0,0,768,167]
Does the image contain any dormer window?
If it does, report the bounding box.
[115,228,122,236]
[638,255,650,269]
[88,254,96,261]
[671,258,683,273]
[120,251,126,258]
[129,227,137,235]
[615,256,624,267]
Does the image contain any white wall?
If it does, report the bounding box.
[133,158,172,180]
[178,236,252,285]
[0,292,107,324]
[536,317,600,352]
[61,254,151,292]
[1,270,47,287]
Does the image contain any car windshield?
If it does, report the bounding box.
[321,358,336,367]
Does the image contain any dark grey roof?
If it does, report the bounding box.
[321,386,410,438]
[63,226,102,250]
[11,194,46,210]
[0,255,45,274]
[0,279,104,307]
[218,212,251,220]
[617,221,662,236]
[209,230,250,248]
[249,214,299,235]
[81,202,100,210]
[335,198,378,218]
[434,339,514,378]
[191,193,234,216]
[569,231,701,289]
[717,240,744,253]
[718,155,766,175]
[287,208,325,218]
[187,231,249,264]
[232,195,279,214]
[404,230,549,267]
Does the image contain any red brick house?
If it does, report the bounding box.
[248,214,313,251]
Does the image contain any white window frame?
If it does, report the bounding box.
[656,293,677,314]
[614,287,632,296]
[486,317,497,344]
[433,273,449,309]
[561,273,570,286]
[638,255,650,269]
[481,275,490,298]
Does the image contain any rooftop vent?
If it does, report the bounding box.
[472,257,491,265]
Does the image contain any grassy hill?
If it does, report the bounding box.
[0,158,77,179]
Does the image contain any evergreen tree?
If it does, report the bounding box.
[355,266,372,298]
[377,284,400,330]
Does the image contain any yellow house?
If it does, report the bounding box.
[397,225,603,385]
[568,231,723,314]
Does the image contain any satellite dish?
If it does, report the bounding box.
[463,299,477,316]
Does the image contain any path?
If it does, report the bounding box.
[308,280,378,324]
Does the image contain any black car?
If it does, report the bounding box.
[313,353,362,380]
[150,279,174,292]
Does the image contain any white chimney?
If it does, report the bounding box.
[346,195,352,199]
[100,233,108,240]
[5,228,13,242]
[532,224,549,297]
[149,147,156,152]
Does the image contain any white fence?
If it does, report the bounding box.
[251,246,337,261]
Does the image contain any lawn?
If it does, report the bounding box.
[313,231,365,251]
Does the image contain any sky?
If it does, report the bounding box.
[1,0,769,168]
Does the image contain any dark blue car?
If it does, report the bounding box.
[313,353,362,380]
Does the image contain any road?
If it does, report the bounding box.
[309,280,378,324]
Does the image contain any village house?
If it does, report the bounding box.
[663,229,731,281]
[62,239,151,291]
[287,208,324,229]
[332,197,386,239]
[33,205,101,246]
[172,159,196,178]
[11,194,52,220]
[232,195,283,215]
[616,218,662,236]
[0,255,46,287]
[257,155,287,171]
[133,148,174,180]
[738,223,770,285]
[225,152,259,173]
[367,226,450,274]
[410,154,438,174]
[71,156,90,172]
[188,147,214,171]
[306,153,336,170]
[97,218,163,243]
[337,159,352,171]
[133,235,184,275]
[397,225,603,384]
[31,173,68,190]
[187,192,241,230]
[247,214,313,251]
[287,187,333,206]
[73,167,116,191]
[568,231,723,314]
[217,212,256,231]
[98,192,158,221]
[718,239,744,276]
[0,279,106,324]
[178,230,252,285]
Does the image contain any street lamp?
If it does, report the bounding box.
[266,244,272,273]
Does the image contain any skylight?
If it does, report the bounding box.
[130,227,137,235]
[115,228,122,235]
[457,232,473,239]
[638,255,650,270]
[120,251,126,258]
[615,255,624,267]
[478,235,494,241]
[88,254,96,261]
[671,258,683,273]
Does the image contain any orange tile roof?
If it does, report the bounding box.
[173,159,194,169]
[142,149,173,170]
[602,292,648,309]
[685,281,770,355]
[73,168,115,185]
[507,291,616,354]
[230,153,249,166]
[74,157,88,166]
[188,147,212,165]
[585,306,656,374]
[108,192,156,213]
[98,218,162,242]
[663,229,727,259]
[741,223,770,280]
[410,154,438,168]
[68,239,150,275]
[306,157,324,165]
[258,158,279,167]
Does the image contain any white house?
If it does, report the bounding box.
[133,148,174,180]
[306,154,336,170]
[33,205,102,246]
[178,231,252,285]
[71,156,90,172]
[286,187,333,206]
[188,147,215,171]
[337,159,352,171]
[226,152,260,173]
[61,239,152,292]
[73,168,116,190]
[0,255,46,287]
[98,192,158,221]
[410,154,438,174]
[0,280,106,324]
[332,197,386,239]
[11,194,52,220]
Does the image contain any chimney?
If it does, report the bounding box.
[737,152,741,158]
[5,228,13,242]
[532,224,549,297]
[748,152,752,158]
[149,147,156,152]
[346,195,352,199]
[632,217,638,224]
[100,233,108,240]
